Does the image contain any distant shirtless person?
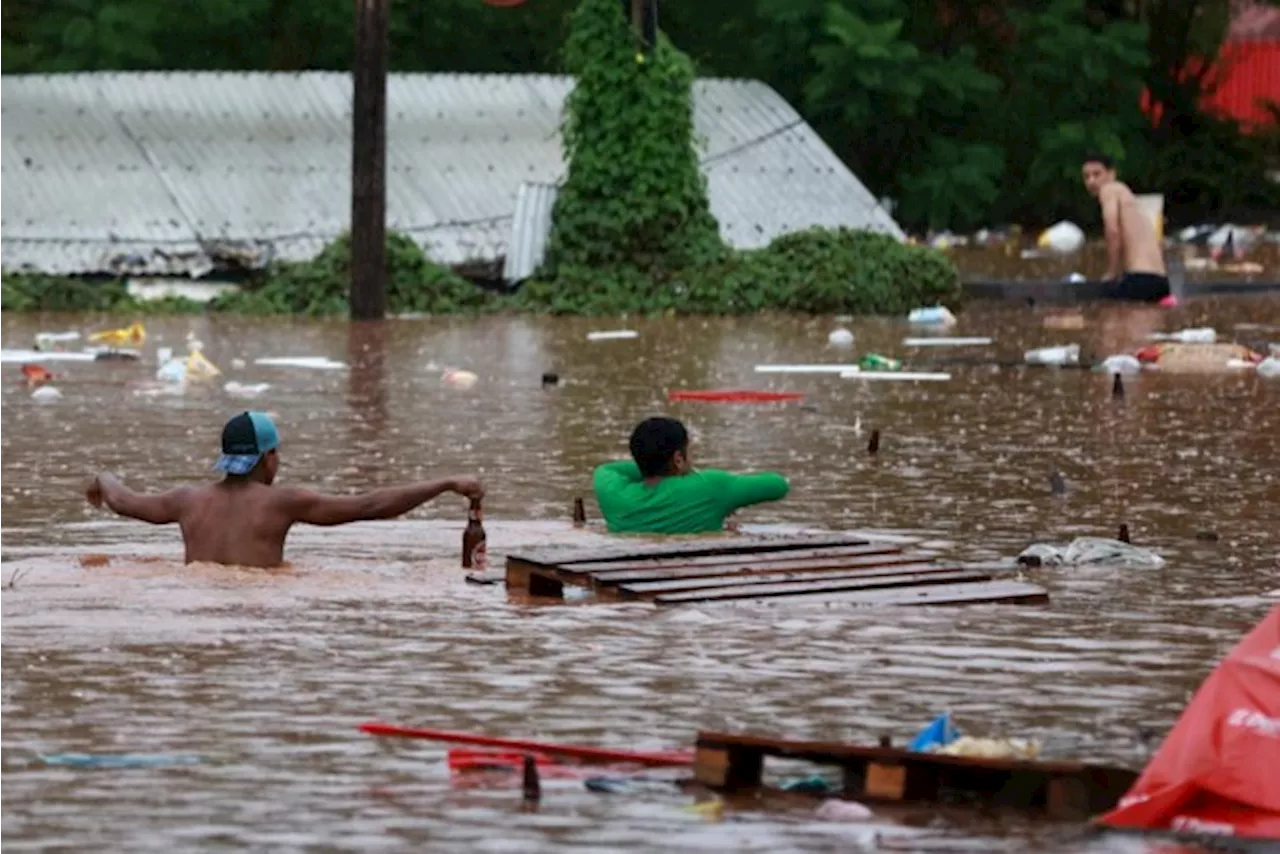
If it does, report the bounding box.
[1082,153,1169,301]
[85,411,484,568]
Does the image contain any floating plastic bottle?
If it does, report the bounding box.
[1258,356,1280,379]
[34,331,80,351]
[907,306,957,327]
[859,353,901,371]
[1024,344,1081,366]
[1149,327,1217,344]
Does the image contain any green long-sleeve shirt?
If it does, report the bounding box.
[592,460,790,534]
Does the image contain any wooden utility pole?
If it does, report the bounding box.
[350,0,389,320]
[624,0,657,49]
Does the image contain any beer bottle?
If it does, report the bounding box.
[572,497,586,527]
[462,498,487,569]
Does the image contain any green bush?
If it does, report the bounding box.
[541,0,725,283]
[0,273,205,314]
[518,0,957,317]
[213,231,495,316]
[518,228,959,316]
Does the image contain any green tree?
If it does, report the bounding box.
[541,0,724,279]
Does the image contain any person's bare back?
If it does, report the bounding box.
[86,411,484,569]
[1081,154,1168,303]
[1098,180,1165,277]
[175,480,293,567]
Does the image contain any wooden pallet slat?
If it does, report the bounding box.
[509,533,872,569]
[650,569,991,604]
[565,543,903,574]
[614,561,961,598]
[675,580,1050,608]
[587,551,935,586]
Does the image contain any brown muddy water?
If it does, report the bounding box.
[3,300,1280,853]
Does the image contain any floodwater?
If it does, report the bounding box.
[3,299,1279,853]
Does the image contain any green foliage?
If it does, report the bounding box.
[213,232,495,316]
[0,273,204,314]
[542,0,725,282]
[519,228,960,316]
[517,0,955,317]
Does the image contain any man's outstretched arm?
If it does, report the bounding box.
[86,474,189,524]
[282,477,484,527]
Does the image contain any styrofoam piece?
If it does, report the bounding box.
[754,364,862,374]
[2,349,96,363]
[840,370,951,382]
[253,357,347,370]
[586,330,639,341]
[901,337,992,347]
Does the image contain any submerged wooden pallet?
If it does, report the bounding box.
[504,534,1048,607]
[694,731,1137,820]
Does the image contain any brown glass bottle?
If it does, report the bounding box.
[572,497,586,527]
[462,498,487,569]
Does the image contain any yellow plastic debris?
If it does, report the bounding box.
[88,322,146,348]
[934,736,1040,761]
[185,347,222,381]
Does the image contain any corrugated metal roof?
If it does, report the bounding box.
[504,182,560,283]
[2,72,902,277]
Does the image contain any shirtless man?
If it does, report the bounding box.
[85,410,484,568]
[1081,154,1169,301]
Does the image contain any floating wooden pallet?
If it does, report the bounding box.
[694,731,1137,820]
[504,534,1048,606]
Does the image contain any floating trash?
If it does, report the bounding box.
[840,370,951,382]
[859,353,901,371]
[224,381,271,398]
[907,306,957,327]
[1037,221,1085,254]
[31,386,63,403]
[827,328,855,348]
[909,712,960,753]
[185,348,221,381]
[1100,354,1142,375]
[1025,344,1081,366]
[442,369,479,390]
[814,799,874,822]
[39,752,203,769]
[1148,327,1217,344]
[586,330,639,341]
[20,363,55,387]
[34,331,81,350]
[755,364,861,374]
[254,357,347,370]
[935,737,1040,761]
[156,358,187,385]
[1017,537,1165,569]
[88,322,146,348]
[780,774,836,795]
[902,337,992,347]
[2,349,96,364]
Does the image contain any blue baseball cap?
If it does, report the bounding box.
[213,411,280,475]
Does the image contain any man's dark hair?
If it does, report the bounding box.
[1082,152,1115,169]
[629,417,688,478]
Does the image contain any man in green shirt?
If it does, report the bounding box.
[593,417,790,535]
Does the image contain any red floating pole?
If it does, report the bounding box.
[358,722,693,767]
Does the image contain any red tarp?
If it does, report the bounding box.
[1098,605,1280,840]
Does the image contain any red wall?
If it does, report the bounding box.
[1203,41,1280,128]
[1141,41,1280,130]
